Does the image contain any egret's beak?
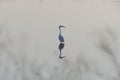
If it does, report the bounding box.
[62,26,65,28]
[59,25,65,28]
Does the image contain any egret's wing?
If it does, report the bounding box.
[59,34,64,42]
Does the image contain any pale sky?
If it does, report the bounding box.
[0,0,120,62]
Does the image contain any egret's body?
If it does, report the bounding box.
[59,33,64,43]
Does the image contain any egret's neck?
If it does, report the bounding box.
[59,28,61,34]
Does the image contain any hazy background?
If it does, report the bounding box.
[0,0,120,80]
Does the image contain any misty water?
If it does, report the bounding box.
[0,0,120,80]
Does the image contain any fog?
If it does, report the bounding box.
[0,0,120,80]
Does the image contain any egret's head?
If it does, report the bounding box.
[59,25,65,29]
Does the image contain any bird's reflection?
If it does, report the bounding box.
[58,43,65,59]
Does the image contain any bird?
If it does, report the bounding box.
[58,25,65,59]
[58,25,65,43]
